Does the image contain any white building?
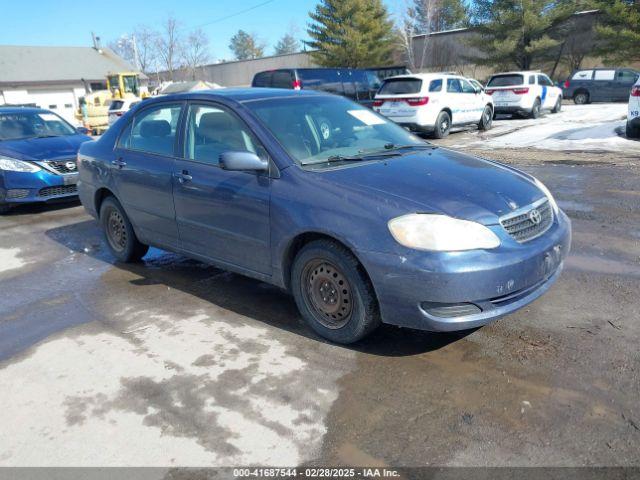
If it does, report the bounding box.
[0,44,146,124]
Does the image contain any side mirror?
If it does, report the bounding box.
[76,126,90,135]
[219,151,269,172]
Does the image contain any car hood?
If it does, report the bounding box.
[317,148,545,225]
[0,134,92,162]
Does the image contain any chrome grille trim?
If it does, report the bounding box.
[500,198,553,243]
[42,159,77,175]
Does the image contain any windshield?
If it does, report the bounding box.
[0,111,77,140]
[487,74,524,87]
[246,95,425,165]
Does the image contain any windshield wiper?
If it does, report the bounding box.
[324,151,404,163]
[383,143,434,151]
[33,134,62,139]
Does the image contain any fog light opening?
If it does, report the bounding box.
[420,302,482,318]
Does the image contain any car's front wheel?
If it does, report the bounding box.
[100,196,149,262]
[627,121,640,139]
[478,105,493,131]
[432,111,451,139]
[551,97,562,113]
[291,240,381,344]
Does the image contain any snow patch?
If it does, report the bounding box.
[0,247,25,273]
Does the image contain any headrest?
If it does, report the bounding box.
[199,112,234,132]
[140,120,171,138]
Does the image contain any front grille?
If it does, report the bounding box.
[500,198,553,243]
[38,185,78,198]
[46,159,77,174]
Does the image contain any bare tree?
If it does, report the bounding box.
[157,15,184,81]
[133,26,160,73]
[396,0,438,71]
[182,29,210,80]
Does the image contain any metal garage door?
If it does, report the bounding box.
[26,89,77,124]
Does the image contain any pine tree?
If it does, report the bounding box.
[594,0,640,63]
[274,34,300,55]
[306,0,395,67]
[469,0,577,70]
[229,30,264,60]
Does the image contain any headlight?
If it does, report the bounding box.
[533,178,559,214]
[388,214,501,251]
[0,156,41,173]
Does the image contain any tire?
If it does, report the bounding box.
[0,204,10,214]
[291,240,381,344]
[478,105,493,131]
[574,92,589,105]
[551,97,562,113]
[530,99,541,119]
[432,111,451,139]
[627,121,640,139]
[99,196,149,262]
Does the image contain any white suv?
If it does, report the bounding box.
[627,78,640,139]
[486,71,562,119]
[373,73,494,138]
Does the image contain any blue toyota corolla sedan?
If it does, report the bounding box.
[0,107,92,213]
[78,89,571,344]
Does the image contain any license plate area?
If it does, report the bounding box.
[63,174,79,186]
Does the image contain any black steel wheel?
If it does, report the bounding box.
[291,240,380,344]
[100,196,149,263]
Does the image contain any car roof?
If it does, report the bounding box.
[384,73,456,80]
[490,71,543,76]
[0,106,50,114]
[145,87,325,105]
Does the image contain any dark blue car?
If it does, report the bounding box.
[78,89,571,344]
[0,107,92,213]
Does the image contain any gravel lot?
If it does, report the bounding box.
[1,104,639,468]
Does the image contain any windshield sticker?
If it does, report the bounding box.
[347,109,386,126]
[38,113,60,122]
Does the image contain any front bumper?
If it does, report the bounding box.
[0,169,78,206]
[361,210,572,332]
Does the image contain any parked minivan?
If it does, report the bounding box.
[78,88,570,344]
[563,68,640,104]
[251,68,381,108]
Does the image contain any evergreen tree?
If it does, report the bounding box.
[229,30,265,60]
[274,34,300,55]
[306,0,395,67]
[412,0,469,34]
[469,0,577,70]
[594,0,640,63]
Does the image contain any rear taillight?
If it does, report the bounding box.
[372,99,384,107]
[564,80,570,89]
[292,79,302,90]
[631,86,640,97]
[405,97,429,106]
[485,89,494,95]
[512,88,529,95]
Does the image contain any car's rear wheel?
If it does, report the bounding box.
[100,196,148,262]
[574,92,589,105]
[551,97,562,113]
[627,121,640,139]
[291,240,380,344]
[432,111,451,139]
[478,105,493,131]
[530,99,541,119]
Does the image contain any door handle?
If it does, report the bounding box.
[174,171,193,183]
[111,158,126,168]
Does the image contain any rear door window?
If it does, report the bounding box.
[572,70,593,81]
[378,78,422,95]
[487,74,524,87]
[594,70,615,81]
[124,103,182,156]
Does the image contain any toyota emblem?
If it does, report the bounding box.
[528,208,542,225]
[65,161,77,171]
